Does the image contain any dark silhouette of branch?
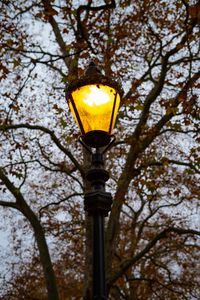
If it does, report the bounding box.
[76,0,116,54]
[0,123,84,177]
[41,0,71,68]
[0,200,17,209]
[108,227,200,288]
[137,159,200,174]
[105,69,200,277]
[39,192,84,217]
[0,167,59,300]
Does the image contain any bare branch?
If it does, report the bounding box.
[76,0,116,54]
[41,0,71,68]
[39,192,84,217]
[137,158,200,174]
[0,200,17,209]
[0,166,59,300]
[0,123,84,177]
[150,71,200,138]
[108,227,200,287]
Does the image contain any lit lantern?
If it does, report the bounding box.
[66,62,123,148]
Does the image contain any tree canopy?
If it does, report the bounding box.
[0,0,200,299]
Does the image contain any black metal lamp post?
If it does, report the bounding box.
[66,62,123,300]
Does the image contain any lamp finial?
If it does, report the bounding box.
[85,61,102,76]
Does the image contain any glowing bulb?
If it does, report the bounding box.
[83,86,110,107]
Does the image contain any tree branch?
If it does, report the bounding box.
[0,200,17,209]
[133,20,198,140]
[76,0,116,54]
[0,167,59,300]
[0,123,84,177]
[150,70,200,139]
[41,0,71,68]
[137,158,200,174]
[108,227,200,288]
[39,192,84,217]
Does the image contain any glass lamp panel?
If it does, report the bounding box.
[69,84,120,134]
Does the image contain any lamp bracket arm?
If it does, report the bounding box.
[79,134,116,155]
[79,136,93,154]
[102,135,116,154]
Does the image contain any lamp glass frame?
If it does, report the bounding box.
[66,64,123,148]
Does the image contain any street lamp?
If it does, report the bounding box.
[66,62,123,300]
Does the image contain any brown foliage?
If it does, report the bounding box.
[0,0,200,299]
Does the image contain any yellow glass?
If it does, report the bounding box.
[69,84,120,134]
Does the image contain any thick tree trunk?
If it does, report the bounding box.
[18,201,60,300]
[0,168,60,300]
